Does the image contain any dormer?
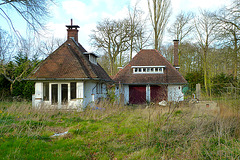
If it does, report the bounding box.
[131,66,165,74]
[83,52,98,65]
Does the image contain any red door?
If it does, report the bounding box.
[129,85,146,104]
[150,85,167,103]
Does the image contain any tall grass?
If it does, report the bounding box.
[0,100,239,159]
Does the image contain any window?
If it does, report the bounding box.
[96,83,102,94]
[132,66,165,74]
[70,82,76,99]
[61,84,68,105]
[43,82,49,101]
[51,84,58,105]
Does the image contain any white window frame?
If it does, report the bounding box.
[132,66,165,74]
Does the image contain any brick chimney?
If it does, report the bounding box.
[173,40,180,70]
[66,19,80,42]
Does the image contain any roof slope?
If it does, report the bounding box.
[113,49,187,84]
[28,38,111,81]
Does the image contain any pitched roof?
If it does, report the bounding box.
[28,38,111,81]
[113,49,187,84]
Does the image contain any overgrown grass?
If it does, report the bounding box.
[0,100,239,159]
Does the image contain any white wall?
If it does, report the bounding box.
[83,81,108,108]
[123,85,129,104]
[115,84,129,105]
[168,85,184,102]
[33,81,84,110]
[84,81,96,107]
[146,84,150,102]
[34,82,43,108]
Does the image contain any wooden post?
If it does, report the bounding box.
[196,83,201,100]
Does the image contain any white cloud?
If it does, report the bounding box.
[61,0,97,22]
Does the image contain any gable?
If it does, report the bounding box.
[113,49,187,84]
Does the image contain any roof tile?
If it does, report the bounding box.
[113,49,187,84]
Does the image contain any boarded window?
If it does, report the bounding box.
[43,82,49,101]
[71,82,76,99]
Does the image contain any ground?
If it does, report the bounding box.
[0,100,239,159]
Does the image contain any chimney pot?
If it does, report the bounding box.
[66,19,80,42]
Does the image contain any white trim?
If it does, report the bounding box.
[131,66,166,68]
[133,67,164,74]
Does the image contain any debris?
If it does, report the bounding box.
[50,131,68,138]
[159,100,167,106]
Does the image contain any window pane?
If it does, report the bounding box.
[43,82,49,101]
[71,82,76,99]
[61,84,68,105]
[51,84,58,105]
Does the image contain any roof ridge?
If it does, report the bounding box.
[67,44,92,78]
[69,38,98,78]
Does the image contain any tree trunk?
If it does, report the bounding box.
[10,83,13,95]
[203,50,209,96]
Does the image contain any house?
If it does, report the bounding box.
[113,40,187,104]
[28,20,112,110]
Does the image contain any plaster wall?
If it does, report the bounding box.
[168,85,184,102]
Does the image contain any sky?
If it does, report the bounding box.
[0,0,232,52]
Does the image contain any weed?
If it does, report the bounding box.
[0,100,239,159]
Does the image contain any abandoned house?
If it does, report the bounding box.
[113,40,187,104]
[28,20,112,110]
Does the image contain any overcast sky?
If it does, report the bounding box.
[1,0,232,51]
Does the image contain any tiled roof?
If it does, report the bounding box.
[28,38,112,81]
[113,49,187,84]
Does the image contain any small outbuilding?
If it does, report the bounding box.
[113,40,187,104]
[28,20,112,110]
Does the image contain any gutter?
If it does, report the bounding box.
[25,78,113,83]
[115,82,188,85]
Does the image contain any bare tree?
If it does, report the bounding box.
[168,11,194,43]
[213,1,240,77]
[168,11,194,69]
[0,0,54,38]
[194,10,218,95]
[0,28,14,64]
[148,0,171,50]
[0,38,35,94]
[127,2,150,60]
[91,19,130,75]
[38,36,65,58]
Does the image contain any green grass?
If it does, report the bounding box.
[0,101,240,159]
